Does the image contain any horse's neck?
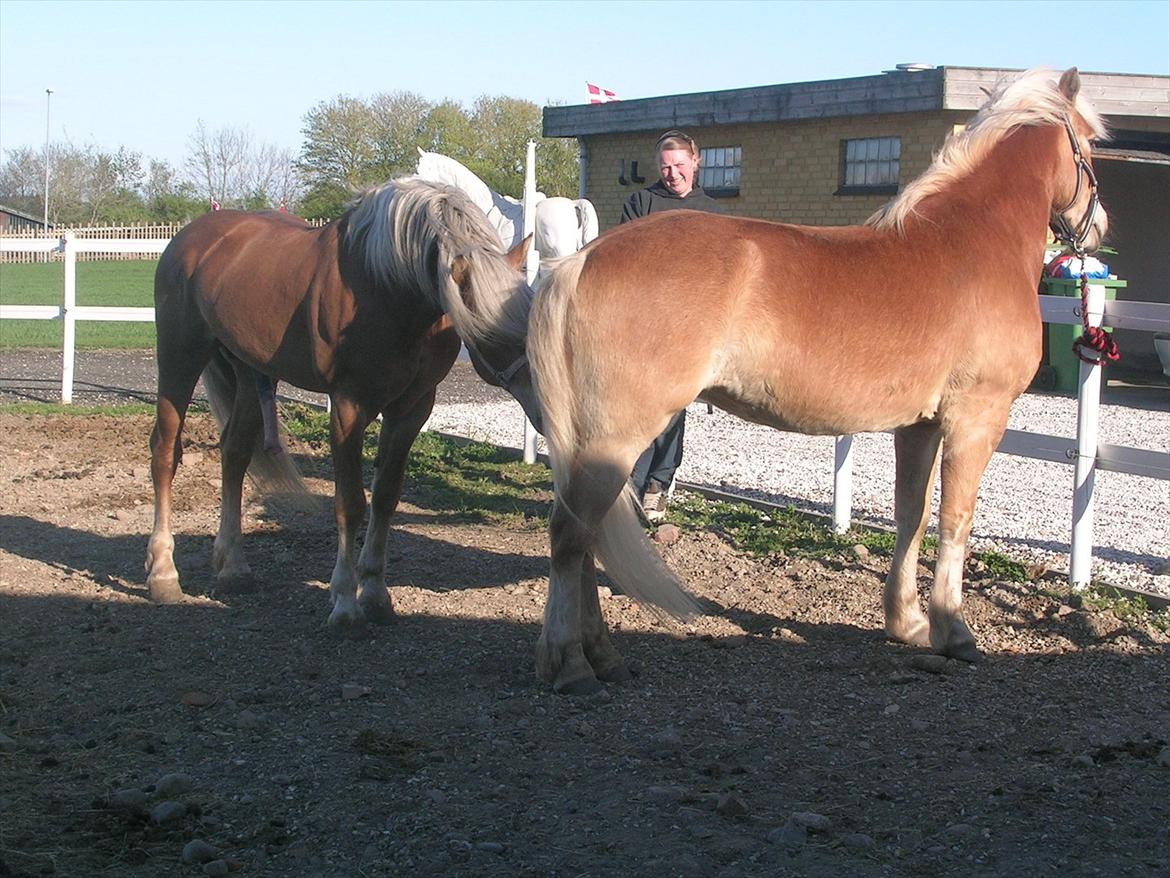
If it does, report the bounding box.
[909,127,1059,258]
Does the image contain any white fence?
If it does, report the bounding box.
[1,232,1167,590]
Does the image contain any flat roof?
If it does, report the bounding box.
[544,67,1169,138]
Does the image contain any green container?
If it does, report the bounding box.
[1040,277,1125,394]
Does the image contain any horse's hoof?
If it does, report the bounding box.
[327,607,368,639]
[214,571,258,595]
[554,672,604,697]
[358,588,396,625]
[885,617,930,648]
[594,660,633,684]
[941,639,983,663]
[147,575,184,604]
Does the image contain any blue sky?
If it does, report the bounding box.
[2,0,1168,168]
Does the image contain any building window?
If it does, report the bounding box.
[699,146,741,196]
[840,137,900,194]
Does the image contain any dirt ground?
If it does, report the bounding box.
[1,411,1167,878]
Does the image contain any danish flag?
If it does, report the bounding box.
[586,82,619,104]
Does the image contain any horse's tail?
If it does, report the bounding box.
[347,176,531,357]
[201,351,310,500]
[528,254,700,621]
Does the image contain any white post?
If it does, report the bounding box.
[521,140,539,464]
[1069,282,1105,589]
[60,232,76,404]
[832,435,854,534]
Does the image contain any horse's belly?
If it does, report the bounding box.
[703,376,942,436]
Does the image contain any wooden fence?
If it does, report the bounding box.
[0,219,329,264]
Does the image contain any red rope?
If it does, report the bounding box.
[1072,271,1119,366]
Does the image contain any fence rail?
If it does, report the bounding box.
[1,231,1167,592]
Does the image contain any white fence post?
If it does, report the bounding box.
[1069,282,1106,589]
[832,435,854,534]
[521,140,539,465]
[61,233,76,404]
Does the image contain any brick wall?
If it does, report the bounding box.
[583,110,966,231]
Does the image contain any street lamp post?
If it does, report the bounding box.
[43,88,53,239]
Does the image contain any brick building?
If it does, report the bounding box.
[543,65,1169,370]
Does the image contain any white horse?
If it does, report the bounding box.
[415,148,598,265]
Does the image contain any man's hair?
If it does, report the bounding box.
[656,129,698,158]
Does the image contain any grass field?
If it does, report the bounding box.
[0,260,157,349]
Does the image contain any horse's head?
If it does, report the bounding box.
[452,234,545,434]
[1050,68,1109,255]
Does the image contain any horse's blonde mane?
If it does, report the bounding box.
[344,176,531,349]
[868,68,1108,232]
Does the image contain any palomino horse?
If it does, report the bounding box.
[146,177,539,632]
[527,68,1108,693]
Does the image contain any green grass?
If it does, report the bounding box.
[0,260,157,349]
[282,404,553,528]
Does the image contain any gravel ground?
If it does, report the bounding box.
[2,348,1167,599]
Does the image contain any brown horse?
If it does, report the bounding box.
[527,68,1108,693]
[145,177,538,633]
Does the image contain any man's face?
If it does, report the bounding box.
[658,148,699,197]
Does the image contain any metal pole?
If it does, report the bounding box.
[1070,282,1105,589]
[43,88,53,261]
[521,140,539,464]
[832,435,854,534]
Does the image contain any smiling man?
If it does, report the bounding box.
[619,129,723,522]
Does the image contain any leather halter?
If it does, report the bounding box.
[1049,115,1100,255]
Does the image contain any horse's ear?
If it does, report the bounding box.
[505,234,533,271]
[1058,68,1081,102]
[417,146,426,157]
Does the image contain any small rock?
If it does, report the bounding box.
[774,627,806,644]
[595,585,613,599]
[203,861,230,877]
[714,635,748,649]
[185,452,204,466]
[182,691,215,708]
[341,683,371,701]
[1157,747,1170,768]
[0,733,17,751]
[909,654,948,674]
[652,524,681,545]
[110,788,149,812]
[791,811,832,832]
[235,709,262,730]
[114,508,134,523]
[1072,753,1096,768]
[149,800,187,825]
[475,841,506,854]
[767,820,807,846]
[851,544,870,559]
[647,784,688,803]
[715,791,749,817]
[883,703,900,716]
[182,839,221,865]
[155,772,194,799]
[652,727,683,748]
[943,822,975,839]
[426,788,448,806]
[842,832,876,850]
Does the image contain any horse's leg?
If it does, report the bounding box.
[212,359,263,589]
[536,449,629,695]
[883,421,943,647]
[929,400,1012,662]
[146,342,212,603]
[325,395,372,633]
[355,388,438,624]
[579,552,632,682]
